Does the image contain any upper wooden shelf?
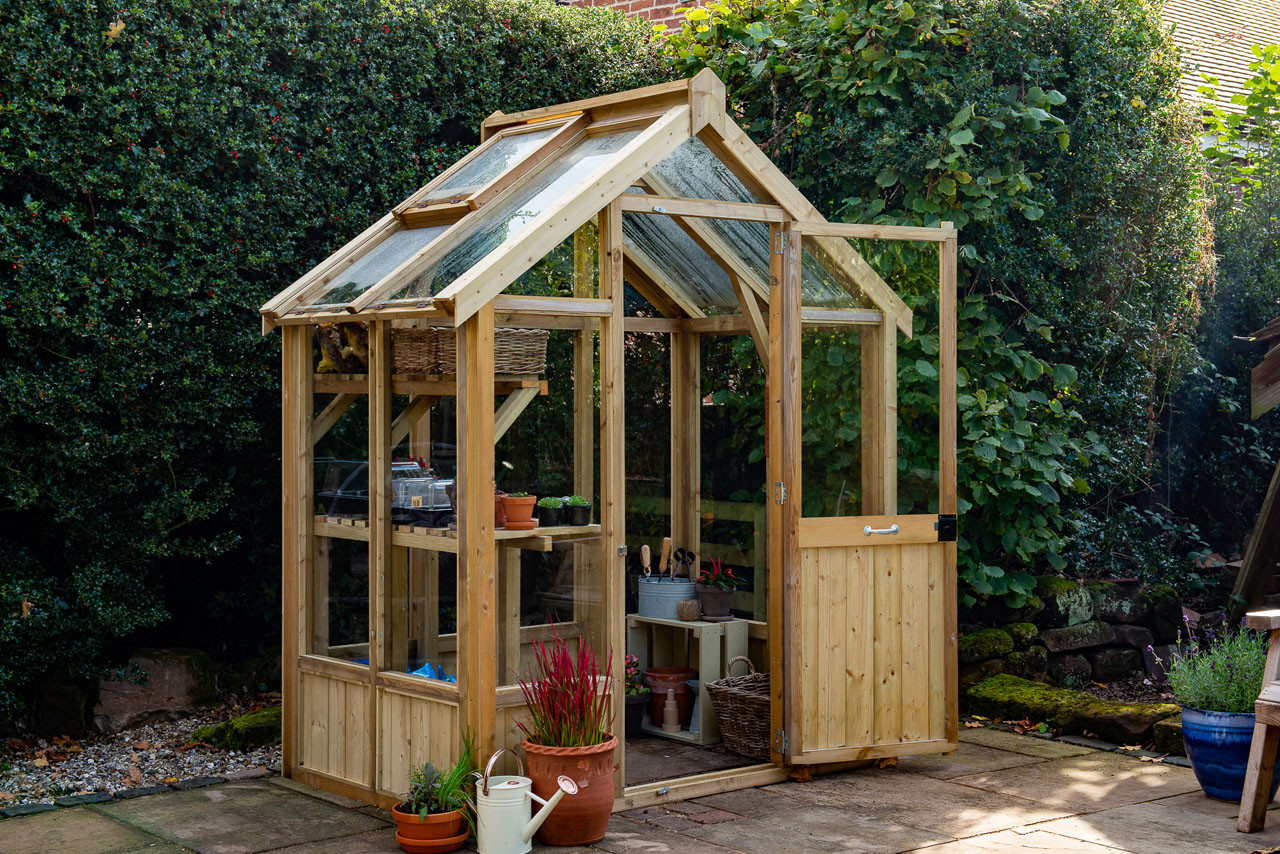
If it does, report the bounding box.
[314,373,544,396]
[315,515,599,554]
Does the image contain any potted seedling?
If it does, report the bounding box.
[501,491,538,530]
[1159,622,1278,802]
[517,629,616,846]
[536,496,565,527]
[392,749,476,853]
[623,654,650,739]
[564,494,592,526]
[694,557,739,621]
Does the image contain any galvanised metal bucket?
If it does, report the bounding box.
[636,577,696,620]
[1182,707,1280,802]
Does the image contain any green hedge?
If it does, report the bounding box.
[665,0,1213,601]
[0,0,663,713]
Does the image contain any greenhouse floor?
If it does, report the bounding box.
[4,727,1280,853]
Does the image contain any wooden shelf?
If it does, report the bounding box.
[314,372,545,396]
[313,516,599,554]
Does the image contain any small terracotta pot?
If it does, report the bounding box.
[494,492,506,527]
[523,735,618,846]
[695,584,733,618]
[643,667,696,726]
[390,804,466,848]
[501,494,537,525]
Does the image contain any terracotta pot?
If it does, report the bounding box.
[643,666,696,727]
[495,492,506,527]
[695,584,733,618]
[522,735,618,846]
[391,804,467,848]
[501,494,537,525]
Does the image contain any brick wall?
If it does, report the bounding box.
[571,0,699,33]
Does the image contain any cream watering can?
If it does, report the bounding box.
[471,748,577,854]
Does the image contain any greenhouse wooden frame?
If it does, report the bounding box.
[266,69,959,810]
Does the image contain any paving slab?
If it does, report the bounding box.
[959,727,1093,758]
[692,784,799,815]
[268,774,367,808]
[757,768,1075,838]
[901,828,1129,853]
[895,741,1051,780]
[591,815,743,853]
[1037,800,1280,854]
[953,750,1200,812]
[679,802,952,853]
[268,828,401,853]
[0,806,192,854]
[1154,789,1280,818]
[92,780,385,854]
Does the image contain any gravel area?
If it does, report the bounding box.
[0,702,281,807]
[1081,672,1175,704]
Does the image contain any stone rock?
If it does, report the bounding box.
[1143,643,1177,683]
[958,628,1014,666]
[1004,622,1039,650]
[962,593,1045,627]
[960,658,1009,695]
[1038,621,1116,652]
[1085,580,1150,624]
[93,648,217,733]
[32,679,89,739]
[967,674,1180,744]
[1139,584,1184,644]
[1004,645,1048,680]
[192,706,282,751]
[1034,577,1094,628]
[1047,653,1091,683]
[1111,624,1155,651]
[1086,646,1143,683]
[1153,714,1185,756]
[54,793,113,807]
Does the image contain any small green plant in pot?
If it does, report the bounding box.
[694,557,739,620]
[392,744,476,852]
[1160,621,1278,802]
[564,494,592,526]
[535,495,565,527]
[623,653,650,738]
[517,628,616,846]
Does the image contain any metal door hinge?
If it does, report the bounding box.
[775,730,788,753]
[617,545,628,556]
[774,482,787,505]
[936,514,958,542]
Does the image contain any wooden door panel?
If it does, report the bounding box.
[790,539,949,763]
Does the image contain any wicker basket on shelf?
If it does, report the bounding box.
[391,327,436,374]
[391,326,548,375]
[705,656,771,760]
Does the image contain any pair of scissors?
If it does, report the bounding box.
[672,547,696,577]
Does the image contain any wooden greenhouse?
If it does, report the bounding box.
[262,70,959,810]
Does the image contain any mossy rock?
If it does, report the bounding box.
[963,593,1046,626]
[960,658,1009,696]
[1004,622,1039,650]
[1086,646,1143,683]
[1153,714,1185,756]
[1004,645,1048,679]
[1139,584,1183,644]
[1034,577,1094,628]
[1085,580,1150,624]
[958,628,1014,666]
[967,674,1179,744]
[192,706,282,751]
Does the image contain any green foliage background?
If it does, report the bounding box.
[0,0,663,713]
[665,0,1215,602]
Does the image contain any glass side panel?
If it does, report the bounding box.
[303,226,447,307]
[391,131,641,300]
[420,125,561,204]
[622,212,738,313]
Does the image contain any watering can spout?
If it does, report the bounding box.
[522,776,578,843]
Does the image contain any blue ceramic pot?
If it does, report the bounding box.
[1181,707,1280,802]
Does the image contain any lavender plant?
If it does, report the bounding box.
[1160,620,1268,714]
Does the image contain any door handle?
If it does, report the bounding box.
[863,524,900,536]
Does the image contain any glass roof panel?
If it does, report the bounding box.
[650,137,762,204]
[391,130,641,300]
[419,125,561,204]
[302,226,448,307]
[622,211,738,314]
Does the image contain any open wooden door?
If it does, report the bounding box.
[767,224,958,766]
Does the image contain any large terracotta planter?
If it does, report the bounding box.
[390,804,468,853]
[643,666,695,727]
[522,735,618,846]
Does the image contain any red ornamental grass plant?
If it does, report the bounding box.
[517,629,614,747]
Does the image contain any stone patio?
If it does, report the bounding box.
[5,727,1280,854]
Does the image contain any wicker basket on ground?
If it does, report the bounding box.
[392,327,548,375]
[705,656,771,761]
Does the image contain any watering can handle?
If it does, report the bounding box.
[480,747,525,796]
